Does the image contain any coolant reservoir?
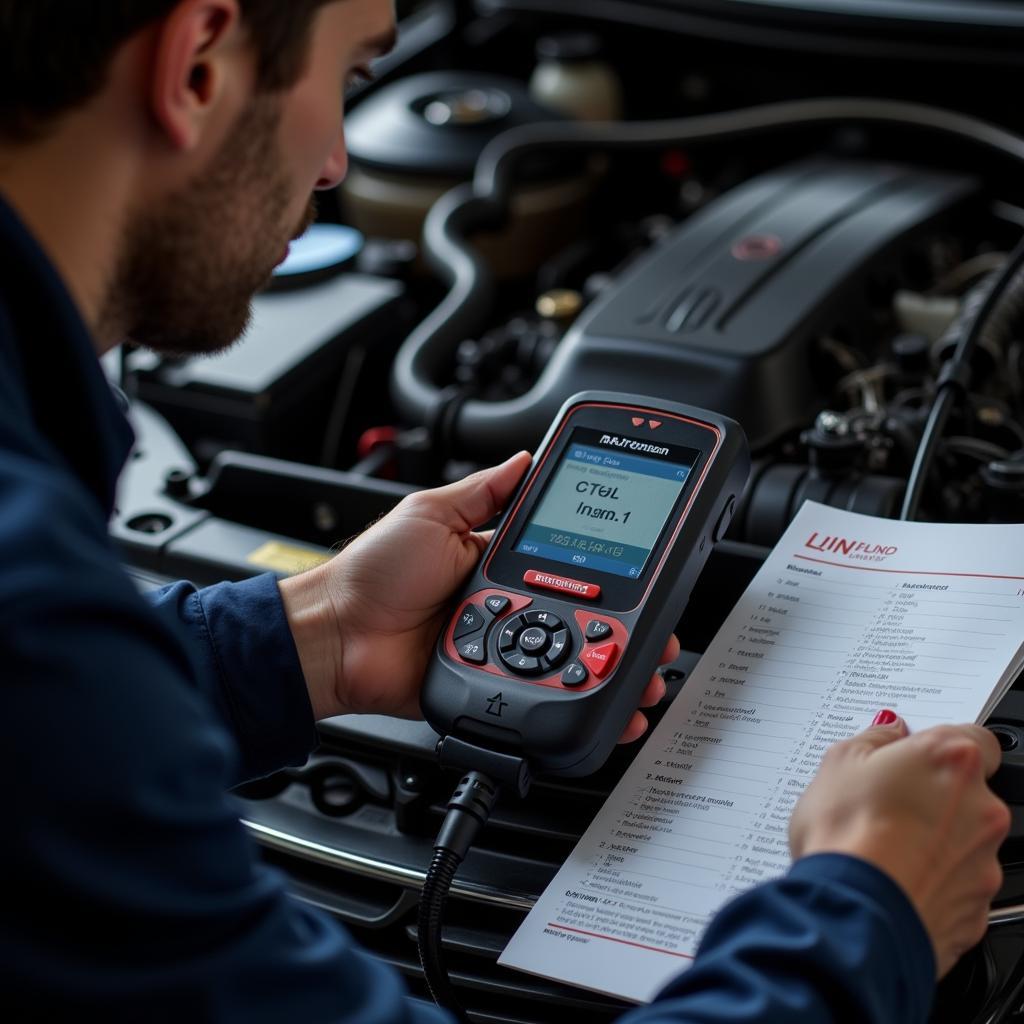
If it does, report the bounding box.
[341,71,595,279]
[529,32,623,122]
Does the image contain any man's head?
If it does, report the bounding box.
[0,0,396,353]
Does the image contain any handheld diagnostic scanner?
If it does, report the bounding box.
[422,391,750,779]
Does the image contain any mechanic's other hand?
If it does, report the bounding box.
[619,634,677,744]
[789,716,1010,979]
[281,452,676,741]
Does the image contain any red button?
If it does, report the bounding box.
[523,570,601,601]
[582,642,619,679]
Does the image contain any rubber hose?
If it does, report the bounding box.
[390,97,1024,455]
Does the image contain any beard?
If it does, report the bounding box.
[105,95,317,356]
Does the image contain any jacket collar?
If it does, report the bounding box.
[0,191,134,517]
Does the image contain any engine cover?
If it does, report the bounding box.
[488,159,977,452]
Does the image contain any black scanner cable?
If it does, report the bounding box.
[418,744,532,1021]
[418,770,500,1021]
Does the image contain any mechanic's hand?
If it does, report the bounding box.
[280,451,677,740]
[789,715,1010,979]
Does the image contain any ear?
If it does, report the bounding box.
[148,0,247,151]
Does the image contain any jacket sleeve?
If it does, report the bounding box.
[0,441,448,1023]
[147,574,318,783]
[620,853,936,1024]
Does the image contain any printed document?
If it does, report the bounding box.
[499,501,1024,1002]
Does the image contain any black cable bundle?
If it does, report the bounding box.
[900,236,1024,521]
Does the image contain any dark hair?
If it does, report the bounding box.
[0,1,336,141]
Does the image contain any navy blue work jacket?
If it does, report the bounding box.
[0,191,935,1021]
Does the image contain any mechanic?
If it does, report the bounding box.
[0,1,1009,1022]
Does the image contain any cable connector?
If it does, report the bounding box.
[435,771,500,857]
[437,735,532,797]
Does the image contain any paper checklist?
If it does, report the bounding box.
[499,501,1024,1002]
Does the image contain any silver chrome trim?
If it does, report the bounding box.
[248,821,1024,927]
[989,903,1024,926]
[244,820,537,911]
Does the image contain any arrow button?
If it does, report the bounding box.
[458,637,487,664]
[453,604,486,641]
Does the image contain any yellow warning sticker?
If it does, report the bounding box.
[246,541,332,576]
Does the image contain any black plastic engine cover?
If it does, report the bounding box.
[473,159,977,454]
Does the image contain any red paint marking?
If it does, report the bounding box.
[731,234,782,261]
[660,150,692,179]
[546,923,694,959]
[794,553,1024,581]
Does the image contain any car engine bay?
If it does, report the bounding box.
[113,2,1024,1020]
